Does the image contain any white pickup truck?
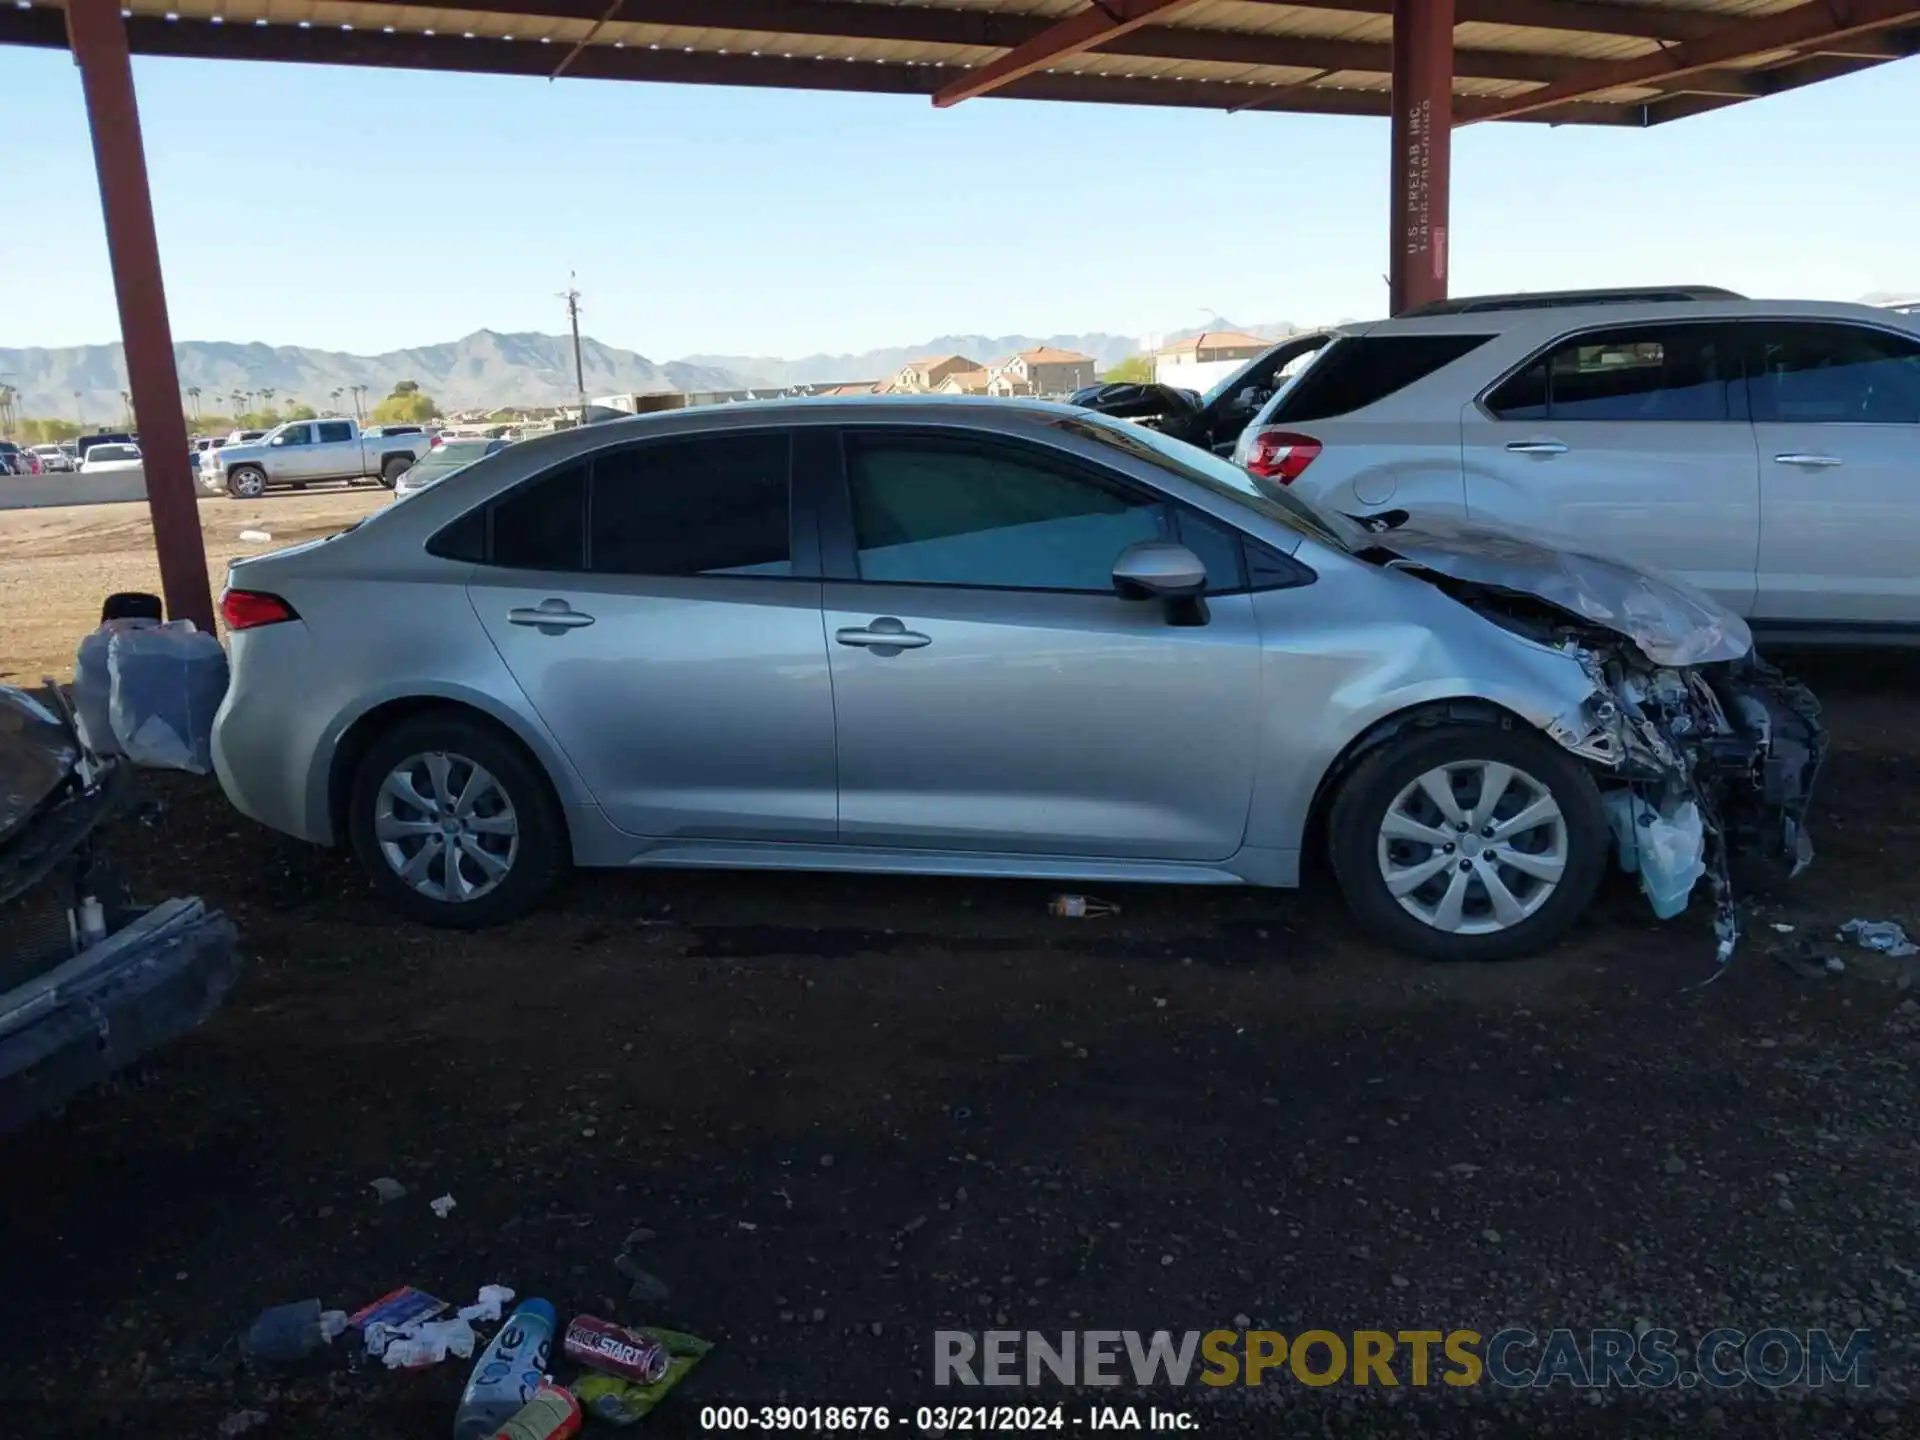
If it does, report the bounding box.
[198,418,433,498]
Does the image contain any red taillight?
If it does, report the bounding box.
[429,434,443,448]
[1244,430,1322,485]
[220,588,298,630]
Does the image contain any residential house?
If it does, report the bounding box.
[936,368,993,396]
[984,346,1095,398]
[892,354,985,393]
[1153,330,1276,392]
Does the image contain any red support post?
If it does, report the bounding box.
[66,0,214,632]
[1389,0,1454,314]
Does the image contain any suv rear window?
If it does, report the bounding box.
[1267,335,1493,423]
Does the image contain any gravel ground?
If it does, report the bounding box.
[1,499,1918,1438]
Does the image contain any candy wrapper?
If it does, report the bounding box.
[570,1327,712,1426]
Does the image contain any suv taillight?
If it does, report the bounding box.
[1243,430,1322,485]
[220,589,299,630]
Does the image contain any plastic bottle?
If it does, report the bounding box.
[487,1383,581,1440]
[452,1299,558,1440]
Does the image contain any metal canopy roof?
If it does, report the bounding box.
[3,0,1916,125]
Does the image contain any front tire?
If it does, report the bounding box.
[1328,722,1608,962]
[226,465,267,499]
[347,712,569,929]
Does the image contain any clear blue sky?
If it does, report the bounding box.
[1,45,1912,360]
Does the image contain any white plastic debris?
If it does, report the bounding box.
[1607,792,1706,919]
[1771,922,1796,934]
[457,1284,516,1324]
[73,618,161,755]
[105,620,229,773]
[1841,919,1918,958]
[319,1309,350,1343]
[369,1176,407,1204]
[429,1193,457,1219]
[238,529,273,542]
[379,1316,476,1369]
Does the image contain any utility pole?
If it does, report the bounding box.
[561,272,587,420]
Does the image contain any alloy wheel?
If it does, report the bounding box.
[373,751,519,903]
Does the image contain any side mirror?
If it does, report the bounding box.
[1112,541,1210,627]
[269,436,286,447]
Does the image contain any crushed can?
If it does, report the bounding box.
[1048,894,1118,918]
[562,1315,672,1384]
[487,1382,581,1440]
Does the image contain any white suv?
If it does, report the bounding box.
[1230,297,1920,644]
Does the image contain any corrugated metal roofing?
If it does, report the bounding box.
[4,0,1915,125]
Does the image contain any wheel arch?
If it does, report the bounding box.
[319,693,576,851]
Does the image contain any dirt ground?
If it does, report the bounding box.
[3,497,1920,1438]
[0,486,386,684]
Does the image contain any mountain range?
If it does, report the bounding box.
[1,323,1297,423]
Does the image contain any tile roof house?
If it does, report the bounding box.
[936,368,993,395]
[1154,330,1273,364]
[984,346,1095,398]
[892,354,985,393]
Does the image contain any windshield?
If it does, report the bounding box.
[1054,414,1365,553]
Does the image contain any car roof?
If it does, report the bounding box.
[1348,297,1920,339]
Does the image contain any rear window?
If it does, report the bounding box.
[1267,334,1493,423]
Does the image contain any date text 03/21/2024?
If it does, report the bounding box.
[699,1404,1198,1431]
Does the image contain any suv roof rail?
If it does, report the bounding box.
[1400,285,1746,317]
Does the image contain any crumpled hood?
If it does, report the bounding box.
[0,685,79,845]
[1362,513,1753,668]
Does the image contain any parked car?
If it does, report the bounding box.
[210,399,1824,962]
[74,431,136,463]
[1069,332,1335,456]
[0,442,30,476]
[30,445,76,473]
[78,442,143,474]
[1224,297,1920,646]
[0,682,238,1132]
[200,418,433,498]
[392,437,509,499]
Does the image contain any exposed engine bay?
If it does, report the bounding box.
[1352,513,1829,963]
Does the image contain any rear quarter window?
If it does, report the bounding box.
[1267,334,1494,423]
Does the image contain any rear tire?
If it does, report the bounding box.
[379,455,411,488]
[226,465,267,500]
[347,711,569,929]
[1328,722,1608,962]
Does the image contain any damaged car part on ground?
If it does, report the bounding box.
[0,682,239,1133]
[209,398,1823,963]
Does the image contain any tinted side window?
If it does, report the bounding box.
[1270,334,1493,423]
[844,435,1168,592]
[1747,322,1920,425]
[1489,325,1731,422]
[490,464,586,571]
[589,433,792,577]
[316,421,353,443]
[278,424,313,446]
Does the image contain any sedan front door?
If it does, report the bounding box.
[818,427,1261,861]
[1743,319,1920,630]
[1460,321,1760,614]
[466,431,838,841]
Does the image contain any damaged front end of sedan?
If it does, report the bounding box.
[1359,513,1828,963]
[1,682,240,1133]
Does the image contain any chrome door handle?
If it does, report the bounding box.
[1505,440,1568,456]
[1772,453,1843,469]
[835,617,931,652]
[508,599,596,632]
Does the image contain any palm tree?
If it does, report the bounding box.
[186,385,202,419]
[330,386,344,415]
[119,390,132,427]
[259,387,276,411]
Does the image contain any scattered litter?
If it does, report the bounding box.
[1826,956,1847,975]
[238,529,273,543]
[369,1176,408,1204]
[1049,893,1118,918]
[382,1316,477,1369]
[1841,919,1918,958]
[243,1298,348,1363]
[453,1299,558,1439]
[1771,922,1797,934]
[564,1314,672,1383]
[458,1284,517,1325]
[489,1382,582,1440]
[431,1193,458,1219]
[736,1221,758,1232]
[349,1285,448,1356]
[218,1410,271,1438]
[572,1327,713,1427]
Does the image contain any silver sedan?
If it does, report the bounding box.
[210,398,1823,961]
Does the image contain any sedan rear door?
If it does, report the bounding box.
[815,425,1261,861]
[465,429,838,842]
[1459,320,1761,614]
